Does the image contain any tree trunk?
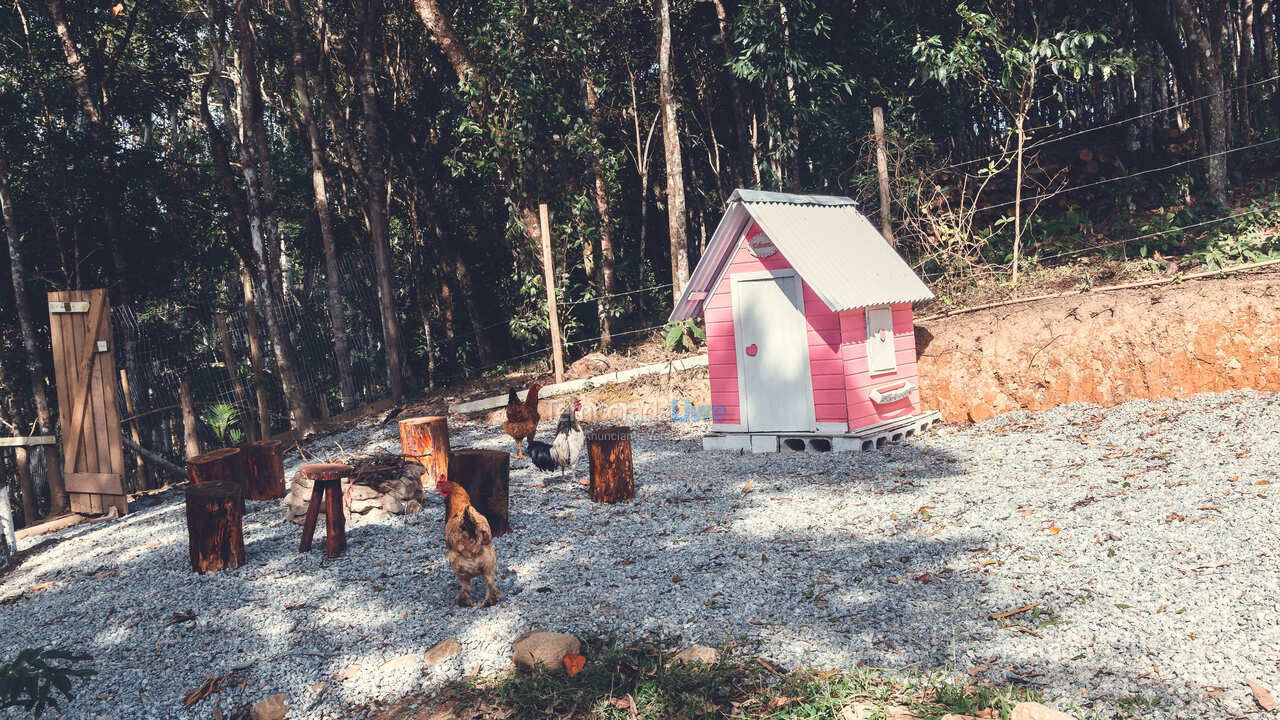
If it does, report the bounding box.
[43,0,101,125]
[287,0,357,411]
[0,485,15,569]
[359,0,405,402]
[583,76,618,349]
[777,0,802,190]
[185,482,245,573]
[658,0,690,296]
[179,380,202,459]
[1,153,65,515]
[1145,0,1232,204]
[710,0,751,187]
[213,313,255,442]
[239,268,272,439]
[446,449,511,536]
[233,0,318,434]
[14,448,37,526]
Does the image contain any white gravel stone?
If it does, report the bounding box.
[1,389,1277,719]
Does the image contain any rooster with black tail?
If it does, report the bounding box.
[526,398,585,483]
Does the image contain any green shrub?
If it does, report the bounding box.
[0,647,96,718]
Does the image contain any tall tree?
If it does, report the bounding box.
[287,0,358,410]
[658,0,690,295]
[1138,0,1231,204]
[233,0,318,434]
[358,0,405,402]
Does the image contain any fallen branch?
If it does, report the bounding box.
[987,602,1039,620]
[122,436,188,478]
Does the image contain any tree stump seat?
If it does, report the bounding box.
[185,481,245,573]
[587,426,634,503]
[298,463,351,558]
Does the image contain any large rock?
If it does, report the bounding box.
[670,645,718,665]
[568,352,612,379]
[511,630,581,673]
[1010,702,1075,720]
[917,274,1280,422]
[348,484,381,501]
[249,694,289,720]
[424,638,462,666]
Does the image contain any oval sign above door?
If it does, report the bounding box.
[746,233,778,258]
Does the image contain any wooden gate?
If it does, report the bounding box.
[48,289,127,516]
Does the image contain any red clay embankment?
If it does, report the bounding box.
[916,272,1280,422]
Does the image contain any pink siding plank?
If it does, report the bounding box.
[704,307,734,326]
[813,387,847,405]
[708,348,738,365]
[815,403,847,423]
[807,326,841,345]
[892,304,914,334]
[809,355,844,376]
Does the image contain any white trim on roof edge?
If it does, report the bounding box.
[669,190,933,321]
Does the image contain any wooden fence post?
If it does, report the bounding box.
[119,368,152,490]
[872,106,895,246]
[179,380,201,459]
[538,203,565,384]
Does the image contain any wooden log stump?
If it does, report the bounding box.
[399,416,450,483]
[185,481,245,573]
[587,426,634,503]
[186,448,249,490]
[446,449,510,536]
[243,440,285,500]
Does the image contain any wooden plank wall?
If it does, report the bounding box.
[48,289,127,516]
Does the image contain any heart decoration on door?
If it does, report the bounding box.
[745,344,758,356]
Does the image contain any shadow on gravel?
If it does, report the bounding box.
[0,416,1222,720]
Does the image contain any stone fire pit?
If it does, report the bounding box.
[284,451,427,526]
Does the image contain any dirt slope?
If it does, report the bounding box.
[916,270,1280,422]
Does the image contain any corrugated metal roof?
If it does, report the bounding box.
[669,190,933,321]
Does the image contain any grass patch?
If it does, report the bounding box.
[372,638,1049,720]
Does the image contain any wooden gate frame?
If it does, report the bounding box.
[48,289,127,516]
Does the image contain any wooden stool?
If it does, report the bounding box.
[298,463,351,558]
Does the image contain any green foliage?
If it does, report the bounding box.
[661,319,704,353]
[0,647,96,718]
[201,403,244,447]
[1187,201,1280,269]
[433,636,1052,720]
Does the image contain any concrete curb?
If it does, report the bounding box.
[448,354,709,415]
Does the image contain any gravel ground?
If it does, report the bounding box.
[1,390,1277,719]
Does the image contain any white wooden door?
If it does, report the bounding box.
[733,273,814,432]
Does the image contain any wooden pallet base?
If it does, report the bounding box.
[703,411,942,453]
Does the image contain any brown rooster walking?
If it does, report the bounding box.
[435,476,501,607]
[501,383,541,459]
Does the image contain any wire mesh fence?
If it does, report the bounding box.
[110,253,391,493]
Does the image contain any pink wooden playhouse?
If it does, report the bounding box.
[669,190,941,452]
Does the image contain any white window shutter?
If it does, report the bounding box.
[865,306,896,375]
